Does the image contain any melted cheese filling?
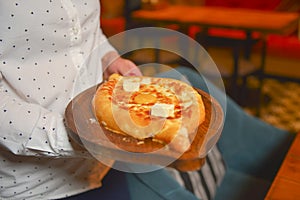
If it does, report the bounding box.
[134,93,157,104]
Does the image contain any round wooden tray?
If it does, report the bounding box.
[65,85,224,171]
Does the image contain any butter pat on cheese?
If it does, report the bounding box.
[151,103,174,118]
[141,78,151,85]
[123,79,140,92]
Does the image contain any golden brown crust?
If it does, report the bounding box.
[92,74,205,153]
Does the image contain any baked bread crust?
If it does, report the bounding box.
[92,74,205,153]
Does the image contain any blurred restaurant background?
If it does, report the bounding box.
[100,0,300,133]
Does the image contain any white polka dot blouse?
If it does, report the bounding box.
[0,0,116,199]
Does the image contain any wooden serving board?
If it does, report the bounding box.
[64,84,224,171]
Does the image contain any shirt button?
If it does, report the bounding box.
[72,27,79,35]
[79,68,85,74]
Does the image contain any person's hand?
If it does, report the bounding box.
[102,51,142,80]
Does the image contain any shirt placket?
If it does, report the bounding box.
[61,0,90,92]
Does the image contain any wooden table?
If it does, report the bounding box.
[265,133,300,199]
[132,5,299,109]
[132,5,299,35]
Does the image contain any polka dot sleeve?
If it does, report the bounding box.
[0,0,111,158]
[0,86,91,157]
